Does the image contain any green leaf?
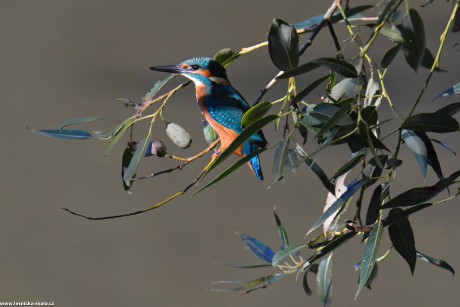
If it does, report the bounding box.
[356,219,383,299]
[142,74,175,102]
[211,262,271,269]
[202,115,278,179]
[382,203,432,227]
[402,113,459,133]
[402,129,427,177]
[195,147,267,194]
[364,78,381,107]
[106,115,137,155]
[388,208,417,274]
[435,102,460,117]
[379,26,404,43]
[59,116,106,129]
[307,178,369,236]
[213,48,239,67]
[313,58,358,78]
[317,253,333,307]
[434,82,460,100]
[399,9,426,71]
[242,101,272,128]
[363,183,389,241]
[417,251,455,275]
[28,128,92,140]
[381,170,460,208]
[291,75,331,104]
[122,147,134,191]
[315,103,354,139]
[272,244,306,266]
[237,233,275,264]
[274,210,289,250]
[330,78,360,101]
[302,265,319,296]
[277,62,320,79]
[272,138,290,182]
[268,18,299,71]
[303,156,335,194]
[381,44,403,68]
[211,273,285,293]
[331,149,367,180]
[123,136,150,186]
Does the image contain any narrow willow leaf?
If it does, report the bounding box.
[402,113,459,133]
[310,232,357,264]
[399,9,426,71]
[330,78,360,101]
[242,101,272,128]
[303,156,335,194]
[211,262,271,269]
[302,263,320,296]
[417,251,455,275]
[307,178,369,236]
[121,147,134,191]
[272,244,306,266]
[142,74,174,102]
[379,26,404,43]
[435,102,460,117]
[382,203,432,227]
[317,254,333,307]
[381,44,402,68]
[202,115,278,179]
[213,48,239,67]
[272,138,290,182]
[363,183,388,241]
[123,136,150,186]
[381,170,460,208]
[364,77,380,107]
[195,147,267,195]
[356,220,383,299]
[365,263,378,289]
[59,116,106,129]
[313,58,358,78]
[285,149,302,172]
[331,149,367,181]
[388,208,417,274]
[291,75,331,104]
[431,139,456,156]
[277,62,320,79]
[414,131,444,180]
[402,129,427,178]
[237,233,275,264]
[434,82,460,100]
[310,103,354,126]
[268,18,299,71]
[315,103,353,139]
[106,115,137,155]
[324,173,348,235]
[28,128,92,140]
[274,210,289,250]
[211,273,285,293]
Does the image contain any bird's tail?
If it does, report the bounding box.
[243,142,263,180]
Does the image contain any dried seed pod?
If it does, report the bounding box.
[166,122,192,148]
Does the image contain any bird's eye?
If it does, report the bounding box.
[190,65,200,70]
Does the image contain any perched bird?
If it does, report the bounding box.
[150,57,267,180]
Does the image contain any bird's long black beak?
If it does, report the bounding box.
[149,65,187,74]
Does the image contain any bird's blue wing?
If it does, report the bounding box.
[205,86,267,147]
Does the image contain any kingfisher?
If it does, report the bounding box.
[150,57,267,180]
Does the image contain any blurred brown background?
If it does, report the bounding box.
[1,1,459,306]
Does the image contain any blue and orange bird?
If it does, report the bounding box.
[150,57,267,180]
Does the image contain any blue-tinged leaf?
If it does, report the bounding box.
[356,219,383,299]
[388,208,417,274]
[381,170,460,208]
[123,136,151,186]
[272,244,306,266]
[431,139,456,156]
[274,210,289,250]
[317,253,333,307]
[237,233,275,264]
[413,131,444,180]
[434,82,460,100]
[417,251,455,275]
[307,178,370,236]
[59,116,106,129]
[28,128,92,140]
[402,129,427,177]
